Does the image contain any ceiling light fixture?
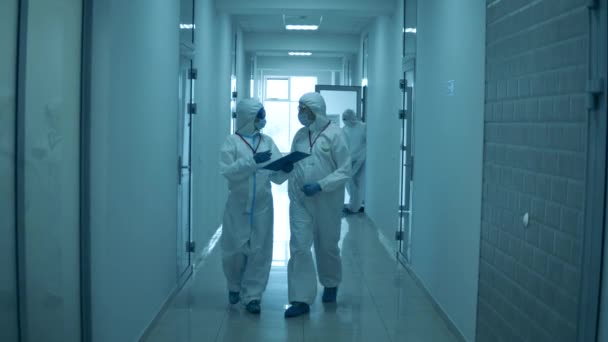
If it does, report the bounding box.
[404,27,416,33]
[283,15,322,31]
[180,24,195,29]
[288,52,312,56]
[286,25,319,31]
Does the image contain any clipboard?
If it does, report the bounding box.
[262,151,310,171]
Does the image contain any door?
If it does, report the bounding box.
[177,52,195,280]
[177,0,195,281]
[397,86,414,263]
[0,0,19,340]
[315,85,363,206]
[397,0,417,264]
[315,85,362,126]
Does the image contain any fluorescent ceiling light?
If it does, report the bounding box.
[404,28,416,33]
[286,25,318,31]
[180,24,195,29]
[288,52,312,56]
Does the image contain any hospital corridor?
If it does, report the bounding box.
[1,0,608,342]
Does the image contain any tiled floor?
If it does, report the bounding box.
[145,184,460,342]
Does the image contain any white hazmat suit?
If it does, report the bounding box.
[219,99,285,306]
[342,109,367,213]
[287,92,352,305]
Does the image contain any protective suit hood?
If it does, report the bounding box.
[299,92,329,131]
[342,109,357,123]
[236,98,263,135]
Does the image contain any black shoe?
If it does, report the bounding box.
[228,291,240,305]
[246,300,261,314]
[358,207,365,213]
[322,287,338,303]
[342,208,356,215]
[284,302,310,318]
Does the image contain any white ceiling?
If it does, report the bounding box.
[217,0,398,55]
[216,0,398,16]
[218,0,397,34]
[236,14,372,35]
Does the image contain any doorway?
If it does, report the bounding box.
[397,0,417,265]
[315,85,363,207]
[177,51,195,282]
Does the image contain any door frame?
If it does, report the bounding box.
[314,85,363,120]
[578,0,607,341]
[177,44,195,285]
[397,85,414,265]
[397,0,415,266]
[80,0,93,340]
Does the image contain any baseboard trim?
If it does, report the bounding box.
[137,265,193,342]
[397,253,469,342]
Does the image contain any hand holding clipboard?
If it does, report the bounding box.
[262,151,310,171]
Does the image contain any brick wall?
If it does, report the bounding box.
[477,0,589,341]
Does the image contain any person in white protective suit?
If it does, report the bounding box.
[219,98,292,314]
[283,92,352,318]
[341,109,367,214]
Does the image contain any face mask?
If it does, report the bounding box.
[298,111,314,127]
[255,119,266,130]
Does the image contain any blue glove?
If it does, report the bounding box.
[302,183,322,197]
[281,162,294,173]
[253,151,272,164]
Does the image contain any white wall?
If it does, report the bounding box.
[244,52,254,98]
[22,0,83,340]
[343,54,357,86]
[256,56,343,71]
[259,69,333,84]
[252,56,341,98]
[363,13,402,252]
[409,1,485,340]
[236,25,247,103]
[88,1,180,341]
[191,0,233,254]
[0,0,18,340]
[244,33,360,55]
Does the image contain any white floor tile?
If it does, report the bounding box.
[143,187,461,342]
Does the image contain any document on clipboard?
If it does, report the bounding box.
[262,151,310,171]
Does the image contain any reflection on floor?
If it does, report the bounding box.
[145,184,460,342]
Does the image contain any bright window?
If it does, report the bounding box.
[263,76,317,153]
[265,78,289,100]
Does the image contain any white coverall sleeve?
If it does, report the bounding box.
[269,139,289,185]
[318,132,352,192]
[219,138,257,182]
